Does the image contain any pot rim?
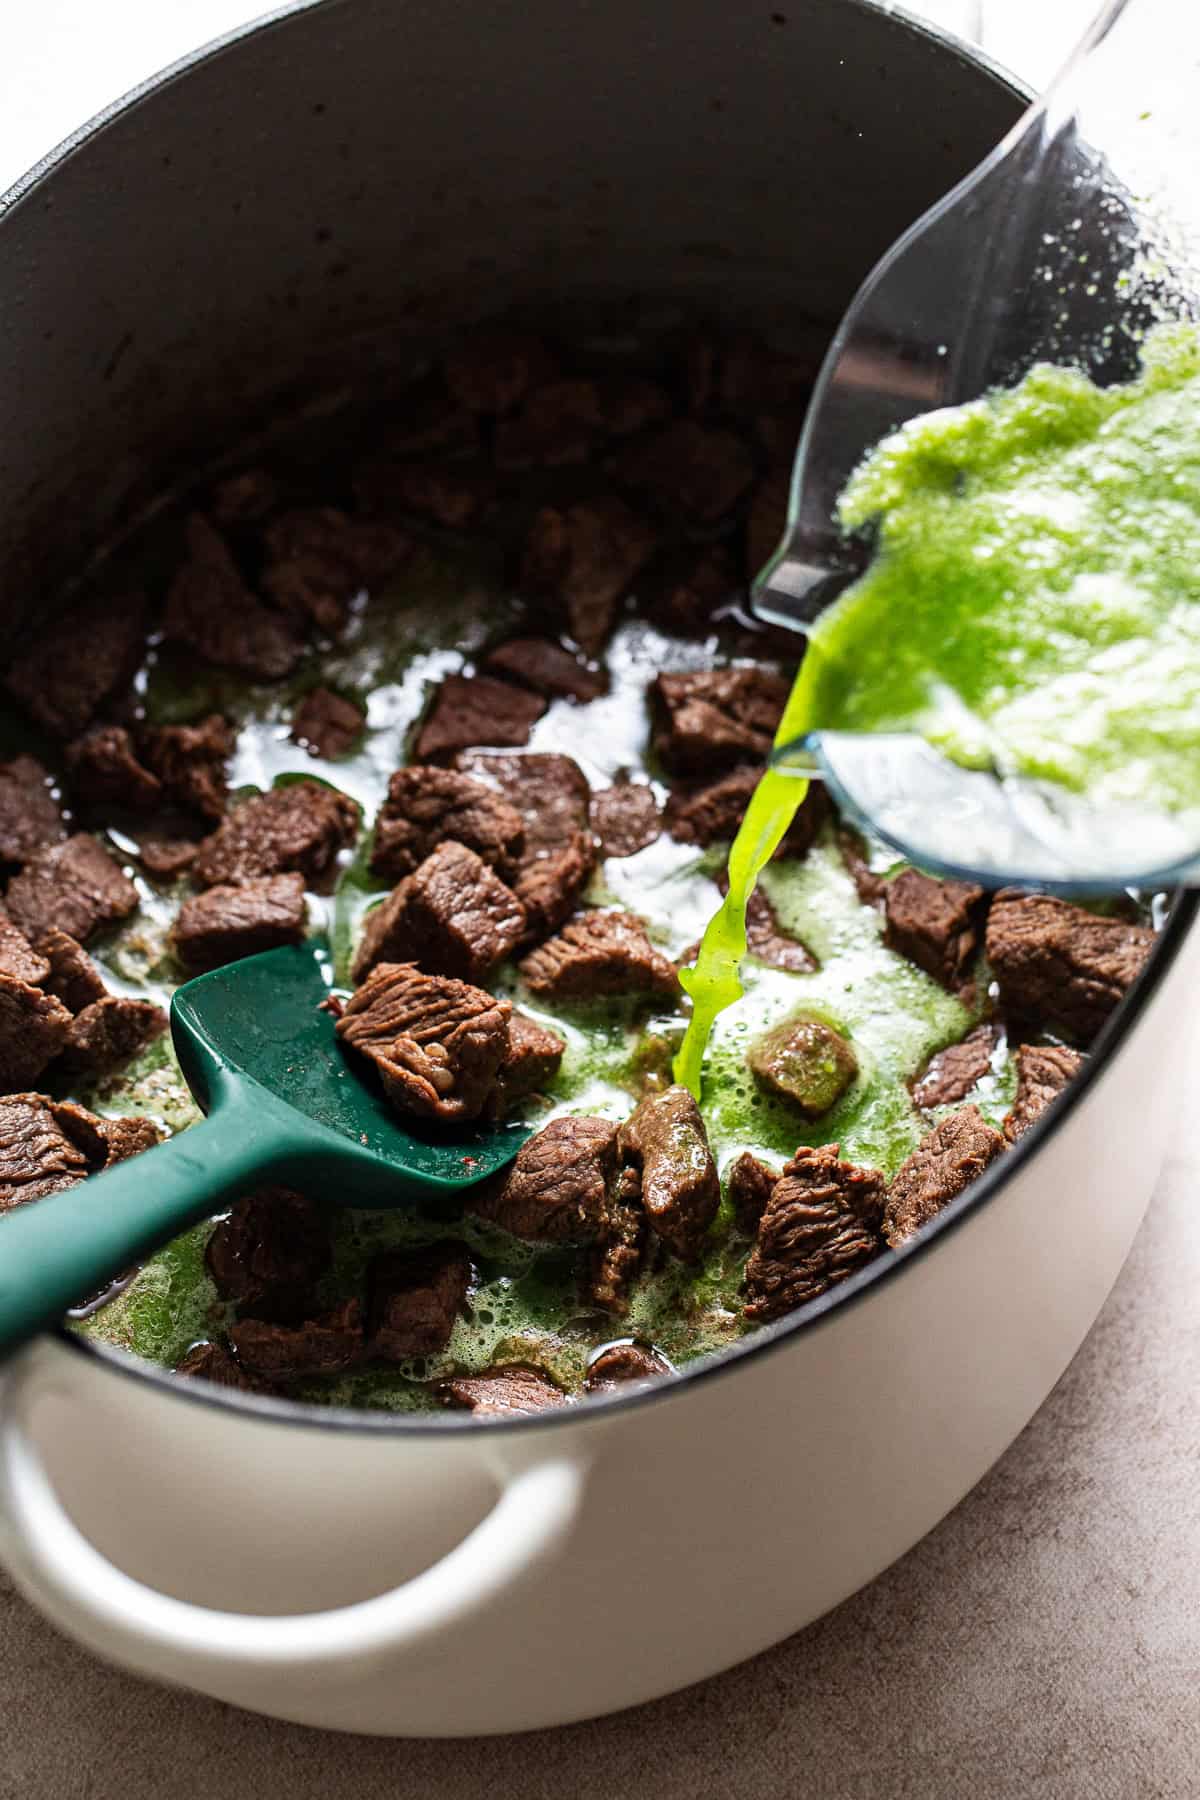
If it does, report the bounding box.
[6,0,1180,1437]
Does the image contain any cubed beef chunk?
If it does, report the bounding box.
[193,780,358,888]
[652,667,789,775]
[612,420,754,524]
[436,1363,567,1417]
[205,1188,332,1322]
[413,675,546,763]
[492,1010,566,1113]
[174,1340,279,1395]
[172,873,308,972]
[683,328,820,419]
[53,1103,161,1168]
[357,459,497,531]
[743,1143,884,1323]
[443,328,559,416]
[883,1105,1006,1248]
[726,1150,780,1234]
[985,890,1154,1043]
[1003,1042,1085,1143]
[585,1165,646,1315]
[4,591,147,739]
[371,766,526,887]
[366,1243,471,1360]
[210,467,281,525]
[0,910,50,987]
[474,1115,619,1244]
[231,1299,364,1383]
[5,834,138,945]
[619,1085,719,1262]
[0,974,73,1090]
[584,1340,672,1394]
[746,465,791,579]
[519,909,679,1002]
[65,727,161,814]
[665,765,827,855]
[370,375,482,460]
[456,751,596,939]
[741,887,817,974]
[839,825,888,906]
[336,962,512,1124]
[520,497,658,653]
[141,714,236,822]
[911,1023,1002,1112]
[651,546,738,637]
[59,996,167,1075]
[0,1092,90,1210]
[883,868,987,994]
[0,755,67,864]
[494,375,671,469]
[483,637,606,703]
[352,841,526,985]
[290,687,366,760]
[261,507,410,636]
[749,1014,858,1118]
[590,780,661,859]
[163,515,303,680]
[36,929,107,1012]
[136,834,201,879]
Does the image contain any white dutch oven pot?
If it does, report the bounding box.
[0,0,1194,1735]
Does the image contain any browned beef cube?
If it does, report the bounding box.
[413,675,546,763]
[883,1105,1006,1248]
[585,1165,646,1315]
[665,765,827,855]
[590,780,661,859]
[0,910,50,987]
[6,834,137,947]
[743,1143,884,1323]
[65,726,161,814]
[985,890,1154,1043]
[0,1091,91,1210]
[290,688,366,760]
[231,1299,364,1383]
[35,929,106,1012]
[141,714,236,822]
[336,962,512,1124]
[210,467,281,525]
[353,841,526,985]
[0,756,67,865]
[911,1023,1002,1112]
[205,1188,332,1322]
[474,1115,619,1244]
[136,834,202,879]
[52,1101,161,1169]
[172,873,308,972]
[366,460,497,529]
[746,464,791,579]
[652,668,789,775]
[376,377,481,459]
[654,546,739,639]
[174,1340,279,1394]
[494,376,671,469]
[839,825,887,905]
[741,887,817,974]
[483,637,606,703]
[519,909,679,1002]
[584,1340,672,1394]
[457,751,596,939]
[59,996,167,1075]
[163,515,303,680]
[612,420,754,524]
[366,1243,471,1360]
[4,592,147,739]
[520,497,658,653]
[492,1010,566,1114]
[726,1150,780,1234]
[371,766,526,886]
[883,868,987,994]
[1003,1043,1085,1143]
[193,780,358,888]
[619,1085,719,1262]
[749,1014,857,1118]
[443,328,559,415]
[261,507,410,635]
[683,328,821,419]
[436,1363,567,1416]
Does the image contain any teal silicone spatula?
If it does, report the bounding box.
[0,941,531,1359]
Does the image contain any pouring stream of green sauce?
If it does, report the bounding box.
[677,324,1200,1095]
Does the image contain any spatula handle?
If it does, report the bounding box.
[0,1105,281,1361]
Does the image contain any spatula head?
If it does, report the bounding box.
[170,941,531,1206]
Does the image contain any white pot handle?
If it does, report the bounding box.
[0,1361,587,1683]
